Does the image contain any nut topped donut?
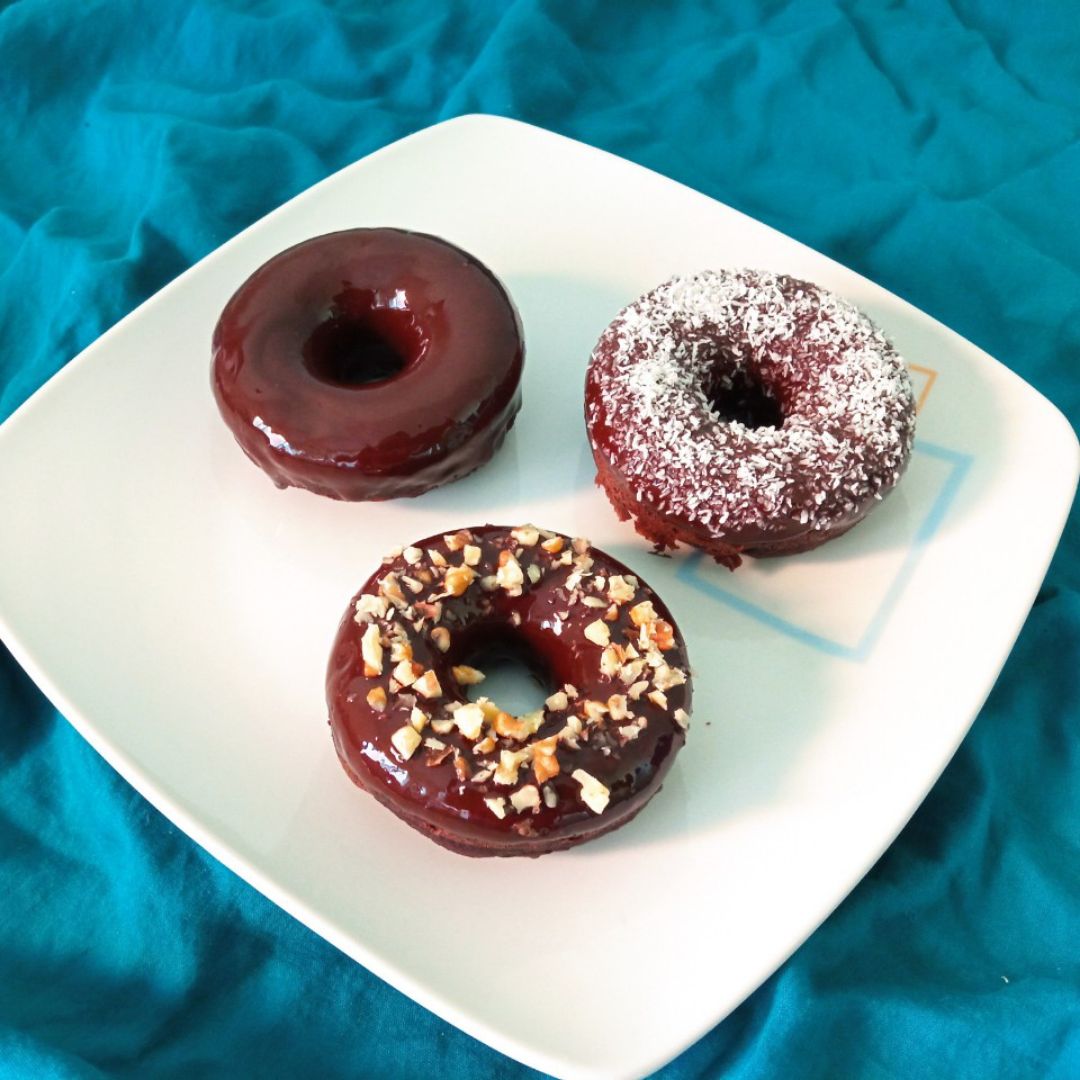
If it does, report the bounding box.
[212,228,524,501]
[585,270,916,568]
[326,525,692,857]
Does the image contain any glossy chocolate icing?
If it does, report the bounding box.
[326,526,692,857]
[212,228,524,500]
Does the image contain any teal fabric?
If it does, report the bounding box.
[2,1,1078,1076]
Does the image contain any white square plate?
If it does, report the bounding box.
[1,116,1076,1080]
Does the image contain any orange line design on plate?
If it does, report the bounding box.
[908,364,938,414]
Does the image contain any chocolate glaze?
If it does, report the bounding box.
[212,229,524,500]
[326,526,692,857]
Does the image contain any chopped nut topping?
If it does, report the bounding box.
[427,548,447,567]
[545,690,569,712]
[463,544,482,567]
[604,604,619,621]
[402,545,422,565]
[452,702,485,739]
[647,688,668,709]
[607,694,631,721]
[494,748,529,786]
[620,659,647,685]
[366,686,387,711]
[423,736,446,750]
[413,670,443,699]
[474,734,496,755]
[582,699,608,724]
[389,639,413,663]
[444,530,471,552]
[541,536,564,554]
[526,563,542,585]
[451,664,486,686]
[673,708,690,730]
[572,537,590,555]
[493,708,542,741]
[581,595,607,609]
[392,659,421,687]
[401,575,424,594]
[511,525,541,546]
[480,575,499,591]
[443,565,477,597]
[542,784,558,808]
[381,573,409,609]
[415,600,443,623]
[653,663,687,691]
[629,600,657,627]
[495,550,524,592]
[430,626,451,652]
[453,754,470,781]
[584,620,611,647]
[510,784,541,812]
[431,718,454,735]
[572,769,610,814]
[360,623,384,676]
[564,683,579,698]
[600,645,622,678]
[390,725,421,760]
[484,796,507,819]
[471,767,494,784]
[409,706,429,732]
[354,593,389,623]
[607,575,636,605]
[531,736,560,783]
[627,679,649,700]
[650,619,676,651]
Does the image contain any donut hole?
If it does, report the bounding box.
[455,628,554,717]
[708,367,784,429]
[303,290,428,388]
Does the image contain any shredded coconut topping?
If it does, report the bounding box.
[585,270,916,542]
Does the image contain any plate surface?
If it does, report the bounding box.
[0,115,1076,1080]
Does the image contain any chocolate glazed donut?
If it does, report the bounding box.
[326,525,692,857]
[212,228,524,500]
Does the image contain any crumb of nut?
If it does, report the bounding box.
[451,664,486,686]
[360,623,384,676]
[413,670,443,699]
[511,525,540,547]
[673,708,690,730]
[463,544,482,567]
[581,595,606,609]
[607,575,636,605]
[542,784,558,808]
[474,734,496,755]
[409,706,429,732]
[572,537,590,555]
[427,548,447,567]
[354,593,389,623]
[629,599,658,626]
[618,720,644,742]
[480,575,498,591]
[484,796,507,819]
[495,550,524,592]
[431,718,454,735]
[545,689,569,712]
[426,744,454,767]
[423,736,446,750]
[493,710,530,740]
[366,686,387,711]
[453,754,470,781]
[532,736,560,783]
[650,619,676,651]
[392,659,421,687]
[453,702,485,740]
[390,639,413,663]
[648,688,668,709]
[653,663,687,691]
[471,767,493,784]
[430,626,451,652]
[444,530,471,552]
[571,769,610,814]
[381,573,409,609]
[600,645,622,678]
[607,694,631,721]
[415,599,443,622]
[443,565,476,597]
[620,659,646,685]
[510,611,522,627]
[540,536,564,555]
[564,683,579,698]
[627,679,649,700]
[401,575,424,594]
[402,545,422,566]
[510,784,541,812]
[582,699,608,723]
[526,563,542,585]
[494,748,529,786]
[390,725,421,760]
[604,604,619,621]
[584,620,611,647]
[382,545,403,563]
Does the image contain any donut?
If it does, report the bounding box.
[326,525,692,857]
[585,270,916,569]
[211,228,524,500]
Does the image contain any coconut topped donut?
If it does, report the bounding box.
[585,269,916,568]
[326,525,692,857]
